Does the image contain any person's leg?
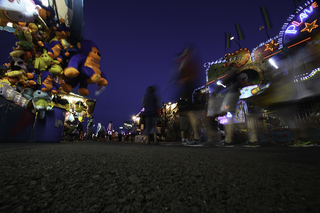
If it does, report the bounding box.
[243,113,260,148]
[187,110,200,140]
[179,115,189,142]
[181,130,185,141]
[224,123,234,143]
[205,116,219,142]
[215,121,235,147]
[144,116,151,144]
[151,115,158,144]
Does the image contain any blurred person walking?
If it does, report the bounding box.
[213,74,261,148]
[107,121,113,141]
[177,92,191,144]
[174,44,202,146]
[86,116,95,141]
[75,118,84,141]
[142,85,159,145]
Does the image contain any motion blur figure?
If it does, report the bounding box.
[86,116,95,140]
[213,69,261,148]
[107,121,113,141]
[174,44,202,146]
[142,85,159,145]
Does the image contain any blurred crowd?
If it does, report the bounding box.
[62,44,319,148]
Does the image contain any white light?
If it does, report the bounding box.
[230,36,235,41]
[40,0,49,7]
[269,58,278,69]
[217,81,226,88]
[6,22,13,27]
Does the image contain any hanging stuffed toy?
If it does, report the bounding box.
[40,70,62,94]
[33,49,60,72]
[62,39,108,96]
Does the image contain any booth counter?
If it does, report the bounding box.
[0,96,66,143]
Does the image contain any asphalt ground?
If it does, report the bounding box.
[0,141,320,213]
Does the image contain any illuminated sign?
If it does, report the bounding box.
[264,39,279,52]
[285,2,318,34]
[206,49,251,85]
[224,48,251,68]
[234,101,247,123]
[217,112,233,124]
[239,84,270,99]
[279,1,320,48]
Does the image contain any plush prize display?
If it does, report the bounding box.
[0,1,105,123]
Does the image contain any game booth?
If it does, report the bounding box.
[203,0,320,143]
[0,88,96,142]
[0,0,106,142]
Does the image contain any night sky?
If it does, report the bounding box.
[0,0,303,131]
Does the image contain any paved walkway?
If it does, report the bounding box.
[0,141,319,212]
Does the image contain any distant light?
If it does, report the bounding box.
[230,36,235,41]
[6,22,13,27]
[217,80,226,88]
[217,115,229,124]
[119,127,123,129]
[269,58,278,69]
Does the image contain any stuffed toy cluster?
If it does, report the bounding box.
[0,4,108,118]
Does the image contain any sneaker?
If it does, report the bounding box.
[243,141,260,148]
[184,139,203,147]
[182,139,189,145]
[287,140,314,147]
[215,139,234,148]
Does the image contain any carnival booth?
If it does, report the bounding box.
[0,0,107,142]
[204,0,320,143]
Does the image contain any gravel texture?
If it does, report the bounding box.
[0,142,320,213]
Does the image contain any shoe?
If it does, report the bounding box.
[215,139,234,148]
[287,140,314,147]
[243,141,260,148]
[184,139,203,147]
[182,139,189,145]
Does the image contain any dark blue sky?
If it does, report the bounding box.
[0,0,302,130]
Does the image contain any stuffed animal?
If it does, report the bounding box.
[51,19,73,53]
[40,40,66,63]
[75,101,86,112]
[28,23,43,48]
[32,90,53,119]
[48,63,63,78]
[11,57,28,71]
[40,70,61,94]
[21,87,35,100]
[62,40,108,96]
[11,40,36,64]
[2,67,28,87]
[33,49,60,72]
[21,66,38,90]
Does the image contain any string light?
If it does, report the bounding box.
[294,67,320,82]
